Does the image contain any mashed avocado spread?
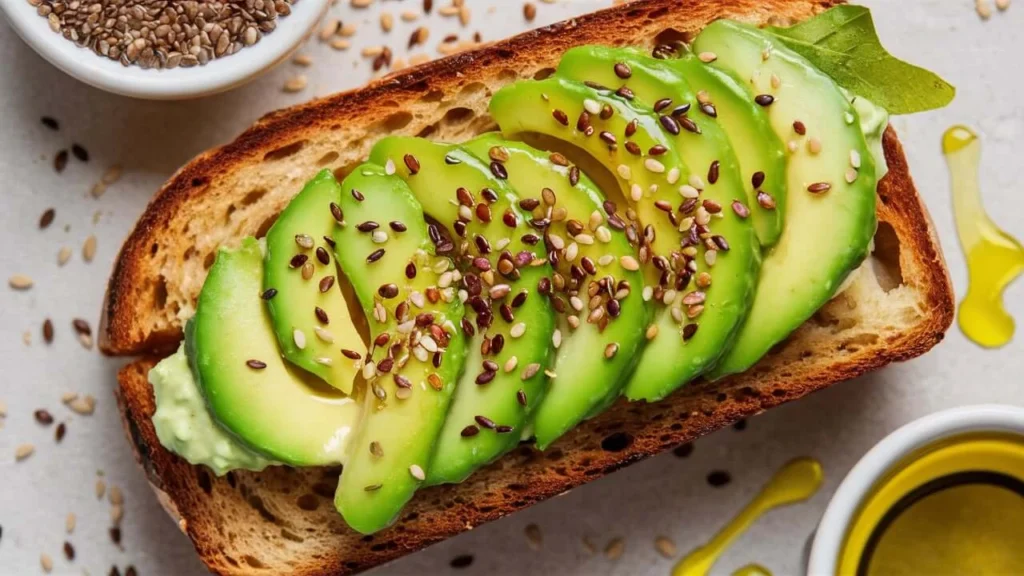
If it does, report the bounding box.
[150,346,276,475]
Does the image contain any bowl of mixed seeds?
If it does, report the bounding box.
[2,0,329,99]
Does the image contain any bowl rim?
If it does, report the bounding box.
[1,0,329,100]
[807,404,1024,575]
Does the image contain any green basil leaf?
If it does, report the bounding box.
[767,5,955,115]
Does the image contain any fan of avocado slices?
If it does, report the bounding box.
[146,7,953,534]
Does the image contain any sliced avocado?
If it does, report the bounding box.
[186,237,360,466]
[368,138,556,483]
[331,163,467,534]
[693,21,877,378]
[462,134,650,449]
[264,170,364,393]
[671,51,787,246]
[490,77,759,401]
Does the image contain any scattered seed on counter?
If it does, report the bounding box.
[39,208,56,229]
[283,75,308,93]
[55,422,66,443]
[292,53,313,67]
[96,479,106,499]
[41,553,53,573]
[655,536,677,558]
[15,444,35,461]
[41,116,59,131]
[524,523,543,550]
[82,235,97,262]
[109,486,124,506]
[34,409,54,425]
[9,274,33,290]
[450,554,474,568]
[604,537,625,560]
[707,470,731,487]
[54,150,68,173]
[68,395,96,415]
[63,541,75,561]
[71,144,89,162]
[66,513,76,534]
[58,246,72,266]
[673,442,694,458]
[524,2,537,21]
[42,319,54,344]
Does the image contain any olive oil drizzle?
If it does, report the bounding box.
[672,458,822,576]
[943,125,1024,348]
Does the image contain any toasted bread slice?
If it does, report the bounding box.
[104,0,954,574]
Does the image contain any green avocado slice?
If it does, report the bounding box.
[462,134,651,449]
[693,21,878,378]
[368,138,556,484]
[186,237,361,466]
[331,163,468,534]
[671,51,788,246]
[263,171,364,393]
[490,77,759,401]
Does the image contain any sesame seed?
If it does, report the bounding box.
[510,323,526,338]
[807,182,832,194]
[646,324,659,339]
[613,62,632,78]
[680,185,700,199]
[293,329,306,350]
[384,159,396,175]
[630,184,643,202]
[771,73,782,89]
[788,140,799,153]
[850,149,862,168]
[667,167,680,185]
[583,98,601,115]
[619,255,640,271]
[521,363,541,380]
[845,168,859,184]
[403,154,421,175]
[644,158,666,173]
[755,94,775,106]
[517,389,528,406]
[757,191,777,209]
[660,115,681,135]
[793,120,807,135]
[246,359,267,370]
[683,323,699,341]
[604,343,619,359]
[705,250,718,266]
[808,137,822,155]
[616,164,632,180]
[15,444,35,461]
[698,51,717,63]
[552,109,569,126]
[731,201,750,219]
[504,356,518,372]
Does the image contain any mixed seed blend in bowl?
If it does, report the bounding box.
[26,0,296,69]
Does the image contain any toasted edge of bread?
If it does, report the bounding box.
[103,0,954,574]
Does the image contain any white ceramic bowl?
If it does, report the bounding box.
[807,404,1024,575]
[1,0,329,100]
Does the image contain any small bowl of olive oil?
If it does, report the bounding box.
[808,405,1024,576]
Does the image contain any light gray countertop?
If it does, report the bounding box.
[0,1,1021,574]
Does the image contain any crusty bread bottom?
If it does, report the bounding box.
[115,126,953,575]
[105,0,953,574]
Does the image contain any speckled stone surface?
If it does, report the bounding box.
[0,1,1021,574]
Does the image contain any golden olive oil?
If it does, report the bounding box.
[839,434,1024,576]
[943,125,1024,348]
[672,458,822,576]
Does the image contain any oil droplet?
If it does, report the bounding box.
[672,458,823,576]
[943,125,1024,348]
[731,564,772,576]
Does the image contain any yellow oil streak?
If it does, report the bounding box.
[943,125,1024,347]
[672,458,823,576]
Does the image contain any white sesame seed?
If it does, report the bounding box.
[671,306,684,324]
[696,90,710,104]
[762,47,772,60]
[413,346,429,362]
[293,329,307,350]
[705,249,718,266]
[788,140,799,152]
[850,149,862,169]
[397,320,416,334]
[663,289,678,305]
[642,286,654,301]
[410,291,426,308]
[570,296,584,311]
[808,137,822,155]
[314,327,334,343]
[552,329,562,349]
[644,158,666,173]
[421,335,439,352]
[698,51,717,63]
[495,237,511,251]
[589,210,603,230]
[362,361,376,380]
[432,258,451,273]
[409,464,426,481]
[522,363,541,380]
[458,205,473,221]
[438,272,453,288]
[567,315,580,329]
[565,242,579,262]
[620,255,640,271]
[15,443,34,461]
[646,324,659,339]
[504,356,519,372]
[544,369,557,378]
[845,112,856,125]
[630,184,643,202]
[666,167,680,185]
[695,207,711,226]
[845,168,859,184]
[598,254,615,267]
[617,164,632,180]
[548,234,565,250]
[575,233,594,245]
[596,226,611,243]
[680,185,700,199]
[770,73,781,89]
[688,174,705,190]
[315,357,333,366]
[385,159,396,175]
[371,230,389,243]
[583,98,601,115]
[374,302,387,323]
[679,217,695,231]
[510,323,527,338]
